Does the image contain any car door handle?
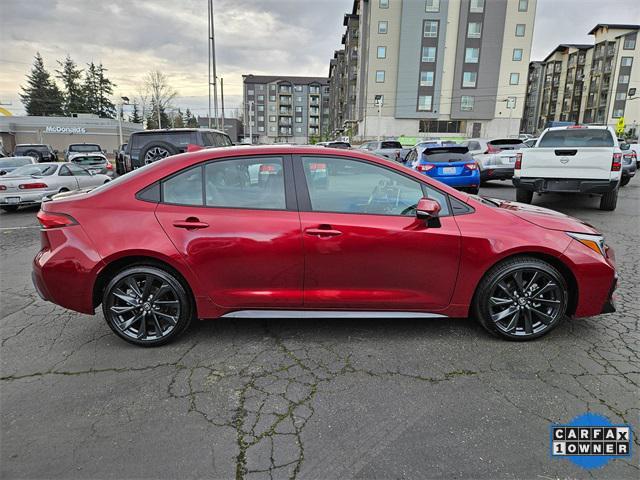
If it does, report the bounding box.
[173,217,209,230]
[305,225,342,237]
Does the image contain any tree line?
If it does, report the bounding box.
[20,53,199,129]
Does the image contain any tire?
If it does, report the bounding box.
[1,205,19,213]
[599,188,618,211]
[140,142,178,165]
[468,186,480,195]
[620,176,630,187]
[516,188,533,204]
[473,256,568,341]
[102,265,193,347]
[115,158,124,176]
[24,150,42,162]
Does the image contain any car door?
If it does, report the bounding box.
[57,165,80,189]
[154,154,304,309]
[294,154,461,311]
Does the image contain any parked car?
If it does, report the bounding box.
[523,138,538,148]
[406,145,480,194]
[0,156,37,176]
[620,146,637,187]
[316,141,351,149]
[626,142,640,168]
[513,125,622,210]
[65,143,103,161]
[115,143,127,175]
[70,152,115,178]
[32,145,616,346]
[461,138,528,183]
[124,128,233,172]
[13,144,58,162]
[358,140,408,162]
[0,162,110,212]
[404,141,458,166]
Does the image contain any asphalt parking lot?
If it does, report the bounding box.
[1,182,638,479]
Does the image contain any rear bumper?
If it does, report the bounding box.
[430,173,479,188]
[513,177,619,194]
[480,166,514,181]
[0,190,57,206]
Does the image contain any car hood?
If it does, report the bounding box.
[486,197,600,234]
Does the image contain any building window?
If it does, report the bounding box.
[618,75,630,84]
[616,92,627,101]
[376,70,385,82]
[469,0,484,13]
[518,0,528,12]
[465,48,479,63]
[467,22,482,39]
[418,95,433,111]
[269,126,276,132]
[462,71,477,87]
[258,126,265,132]
[425,0,439,12]
[269,95,276,101]
[257,85,264,91]
[258,116,264,121]
[294,86,303,92]
[420,71,434,86]
[379,0,389,8]
[269,115,276,122]
[512,48,523,61]
[295,106,302,113]
[295,127,302,133]
[510,73,520,85]
[269,105,276,112]
[424,20,438,38]
[378,21,388,34]
[461,96,474,111]
[621,56,633,67]
[294,117,302,123]
[623,36,636,50]
[515,24,526,37]
[377,46,387,58]
[257,105,264,112]
[613,108,624,118]
[248,89,254,95]
[422,46,436,62]
[257,95,264,101]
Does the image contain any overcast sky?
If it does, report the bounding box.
[1,0,639,117]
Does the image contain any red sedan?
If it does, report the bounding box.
[32,146,617,346]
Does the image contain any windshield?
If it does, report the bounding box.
[381,141,402,149]
[538,129,615,148]
[72,155,105,164]
[69,144,101,152]
[7,164,58,177]
[0,158,32,168]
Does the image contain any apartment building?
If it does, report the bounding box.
[242,75,330,144]
[329,0,536,140]
[522,24,640,134]
[521,61,544,134]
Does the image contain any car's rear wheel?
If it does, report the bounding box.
[620,176,630,187]
[102,266,193,346]
[599,188,618,211]
[473,257,568,340]
[24,150,42,162]
[516,188,533,204]
[1,206,19,213]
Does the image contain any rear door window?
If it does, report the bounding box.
[538,129,615,148]
[214,133,233,147]
[162,166,204,206]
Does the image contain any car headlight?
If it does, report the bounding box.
[566,232,606,257]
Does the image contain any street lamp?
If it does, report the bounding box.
[117,96,130,147]
[499,97,517,137]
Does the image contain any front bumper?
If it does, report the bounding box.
[600,275,617,314]
[513,177,619,194]
[0,190,57,206]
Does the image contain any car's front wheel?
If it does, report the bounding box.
[473,257,568,340]
[1,205,19,213]
[102,265,193,346]
[515,188,533,204]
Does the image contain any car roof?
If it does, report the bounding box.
[546,125,611,131]
[69,152,107,158]
[16,144,47,147]
[133,128,228,135]
[69,143,101,147]
[0,156,35,161]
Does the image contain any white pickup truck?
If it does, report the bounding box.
[512,126,622,211]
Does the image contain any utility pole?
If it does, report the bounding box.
[156,91,162,129]
[208,0,219,129]
[117,96,130,147]
[374,95,383,142]
[248,100,254,144]
[220,77,225,133]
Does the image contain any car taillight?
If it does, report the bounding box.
[106,162,113,170]
[0,185,6,191]
[19,182,48,189]
[36,211,78,229]
[464,163,478,170]
[416,164,435,172]
[611,153,622,171]
[485,144,501,154]
[515,152,522,170]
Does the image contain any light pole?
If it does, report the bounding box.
[374,95,383,142]
[117,96,130,147]
[248,100,254,144]
[500,97,517,137]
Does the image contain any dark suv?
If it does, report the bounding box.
[13,144,58,162]
[124,128,233,172]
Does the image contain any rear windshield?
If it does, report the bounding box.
[423,152,472,163]
[7,164,57,177]
[539,129,615,148]
[381,141,402,149]
[72,156,105,164]
[327,142,350,148]
[202,132,233,147]
[0,158,32,168]
[69,144,101,152]
[15,145,47,153]
[488,139,525,150]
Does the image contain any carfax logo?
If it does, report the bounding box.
[551,413,632,469]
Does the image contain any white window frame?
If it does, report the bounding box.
[621,56,633,67]
[615,92,627,101]
[462,71,477,88]
[422,46,436,62]
[623,37,636,50]
[424,20,438,38]
[376,70,385,83]
[467,22,482,39]
[461,96,474,111]
[378,21,388,34]
[618,74,630,84]
[418,95,433,111]
[420,71,434,87]
[465,48,479,63]
[518,0,528,12]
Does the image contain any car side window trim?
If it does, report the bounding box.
[292,154,454,218]
[157,154,298,212]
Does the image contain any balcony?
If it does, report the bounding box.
[279,107,292,115]
[278,85,292,94]
[279,95,292,105]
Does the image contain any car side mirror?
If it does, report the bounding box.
[416,198,441,219]
[620,143,630,151]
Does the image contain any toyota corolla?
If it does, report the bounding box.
[32,146,617,346]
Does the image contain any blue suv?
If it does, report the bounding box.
[407,145,480,194]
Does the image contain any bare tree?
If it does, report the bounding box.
[144,71,177,129]
[135,84,150,128]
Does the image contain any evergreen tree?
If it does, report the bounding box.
[96,63,116,118]
[20,52,64,116]
[56,55,85,116]
[173,108,185,128]
[129,101,142,124]
[83,62,99,115]
[185,108,198,128]
[145,98,170,129]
